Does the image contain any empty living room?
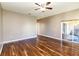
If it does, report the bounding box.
[0,0,79,57]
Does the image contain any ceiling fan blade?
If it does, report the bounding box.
[46,2,51,5]
[35,3,40,6]
[46,7,52,10]
[34,8,40,10]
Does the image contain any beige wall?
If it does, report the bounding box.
[38,9,79,39]
[3,10,37,42]
[0,4,2,42]
[0,3,3,54]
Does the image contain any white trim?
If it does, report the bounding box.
[39,34,79,44]
[39,34,61,40]
[0,44,3,54]
[3,36,37,44]
[0,36,37,54]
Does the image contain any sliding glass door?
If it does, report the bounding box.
[61,20,79,42]
[61,20,79,55]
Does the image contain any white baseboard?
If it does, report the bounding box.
[39,34,79,44]
[39,34,61,40]
[3,35,37,44]
[0,36,37,54]
[0,44,3,54]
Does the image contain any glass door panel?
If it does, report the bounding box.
[61,20,79,56]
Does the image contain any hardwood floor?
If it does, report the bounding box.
[0,35,79,56]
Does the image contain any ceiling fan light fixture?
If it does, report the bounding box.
[35,2,52,12]
[40,7,46,12]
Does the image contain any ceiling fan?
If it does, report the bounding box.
[35,2,53,12]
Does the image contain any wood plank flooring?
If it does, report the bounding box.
[0,35,79,56]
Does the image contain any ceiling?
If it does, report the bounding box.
[1,2,79,19]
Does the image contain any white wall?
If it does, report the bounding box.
[3,10,37,43]
[38,9,79,39]
[0,3,3,54]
